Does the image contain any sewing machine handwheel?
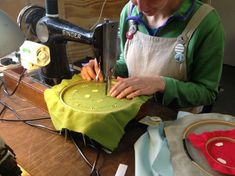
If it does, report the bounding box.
[17,5,45,41]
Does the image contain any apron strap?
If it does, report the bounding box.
[181,4,214,40]
[127,1,134,16]
[177,4,214,113]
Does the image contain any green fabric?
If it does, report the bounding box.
[44,74,150,151]
[117,0,225,108]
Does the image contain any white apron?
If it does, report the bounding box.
[124,4,213,113]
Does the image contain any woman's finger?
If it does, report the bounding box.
[116,85,137,99]
[126,89,142,99]
[110,81,127,97]
[86,66,96,79]
[82,67,91,80]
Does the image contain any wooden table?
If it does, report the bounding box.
[0,92,148,176]
[0,69,177,176]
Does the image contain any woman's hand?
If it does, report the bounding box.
[81,58,103,81]
[109,76,165,99]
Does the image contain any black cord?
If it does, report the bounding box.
[1,94,102,175]
[0,68,59,134]
[70,132,101,176]
[2,68,27,96]
[0,105,7,116]
[0,101,50,121]
[1,69,102,174]
[90,151,100,176]
[0,100,59,134]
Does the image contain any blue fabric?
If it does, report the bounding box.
[152,141,173,176]
[134,112,192,176]
[134,123,173,176]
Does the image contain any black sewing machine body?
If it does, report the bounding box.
[18,0,119,86]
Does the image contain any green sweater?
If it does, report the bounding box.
[116,0,225,108]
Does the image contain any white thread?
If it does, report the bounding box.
[215,142,223,147]
[217,158,227,165]
[90,0,108,30]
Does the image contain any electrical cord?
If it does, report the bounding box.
[1,68,27,96]
[70,132,101,176]
[0,100,59,134]
[1,98,103,175]
[0,67,59,134]
[0,101,50,122]
[0,105,7,116]
[1,68,102,174]
[91,151,101,176]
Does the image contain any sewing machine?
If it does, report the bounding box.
[17,0,119,90]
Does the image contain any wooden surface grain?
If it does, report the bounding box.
[0,67,177,176]
[0,91,146,176]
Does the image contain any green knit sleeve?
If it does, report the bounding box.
[114,3,129,78]
[162,10,225,108]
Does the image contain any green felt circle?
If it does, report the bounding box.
[60,81,131,112]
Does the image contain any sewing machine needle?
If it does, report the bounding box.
[105,81,108,95]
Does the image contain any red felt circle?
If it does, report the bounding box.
[206,137,235,168]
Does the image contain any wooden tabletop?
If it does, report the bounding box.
[0,92,148,176]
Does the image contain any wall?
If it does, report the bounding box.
[211,0,235,66]
[0,0,128,62]
[63,0,128,62]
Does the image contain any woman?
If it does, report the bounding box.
[81,0,224,113]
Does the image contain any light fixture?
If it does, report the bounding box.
[0,9,24,176]
[0,10,25,58]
